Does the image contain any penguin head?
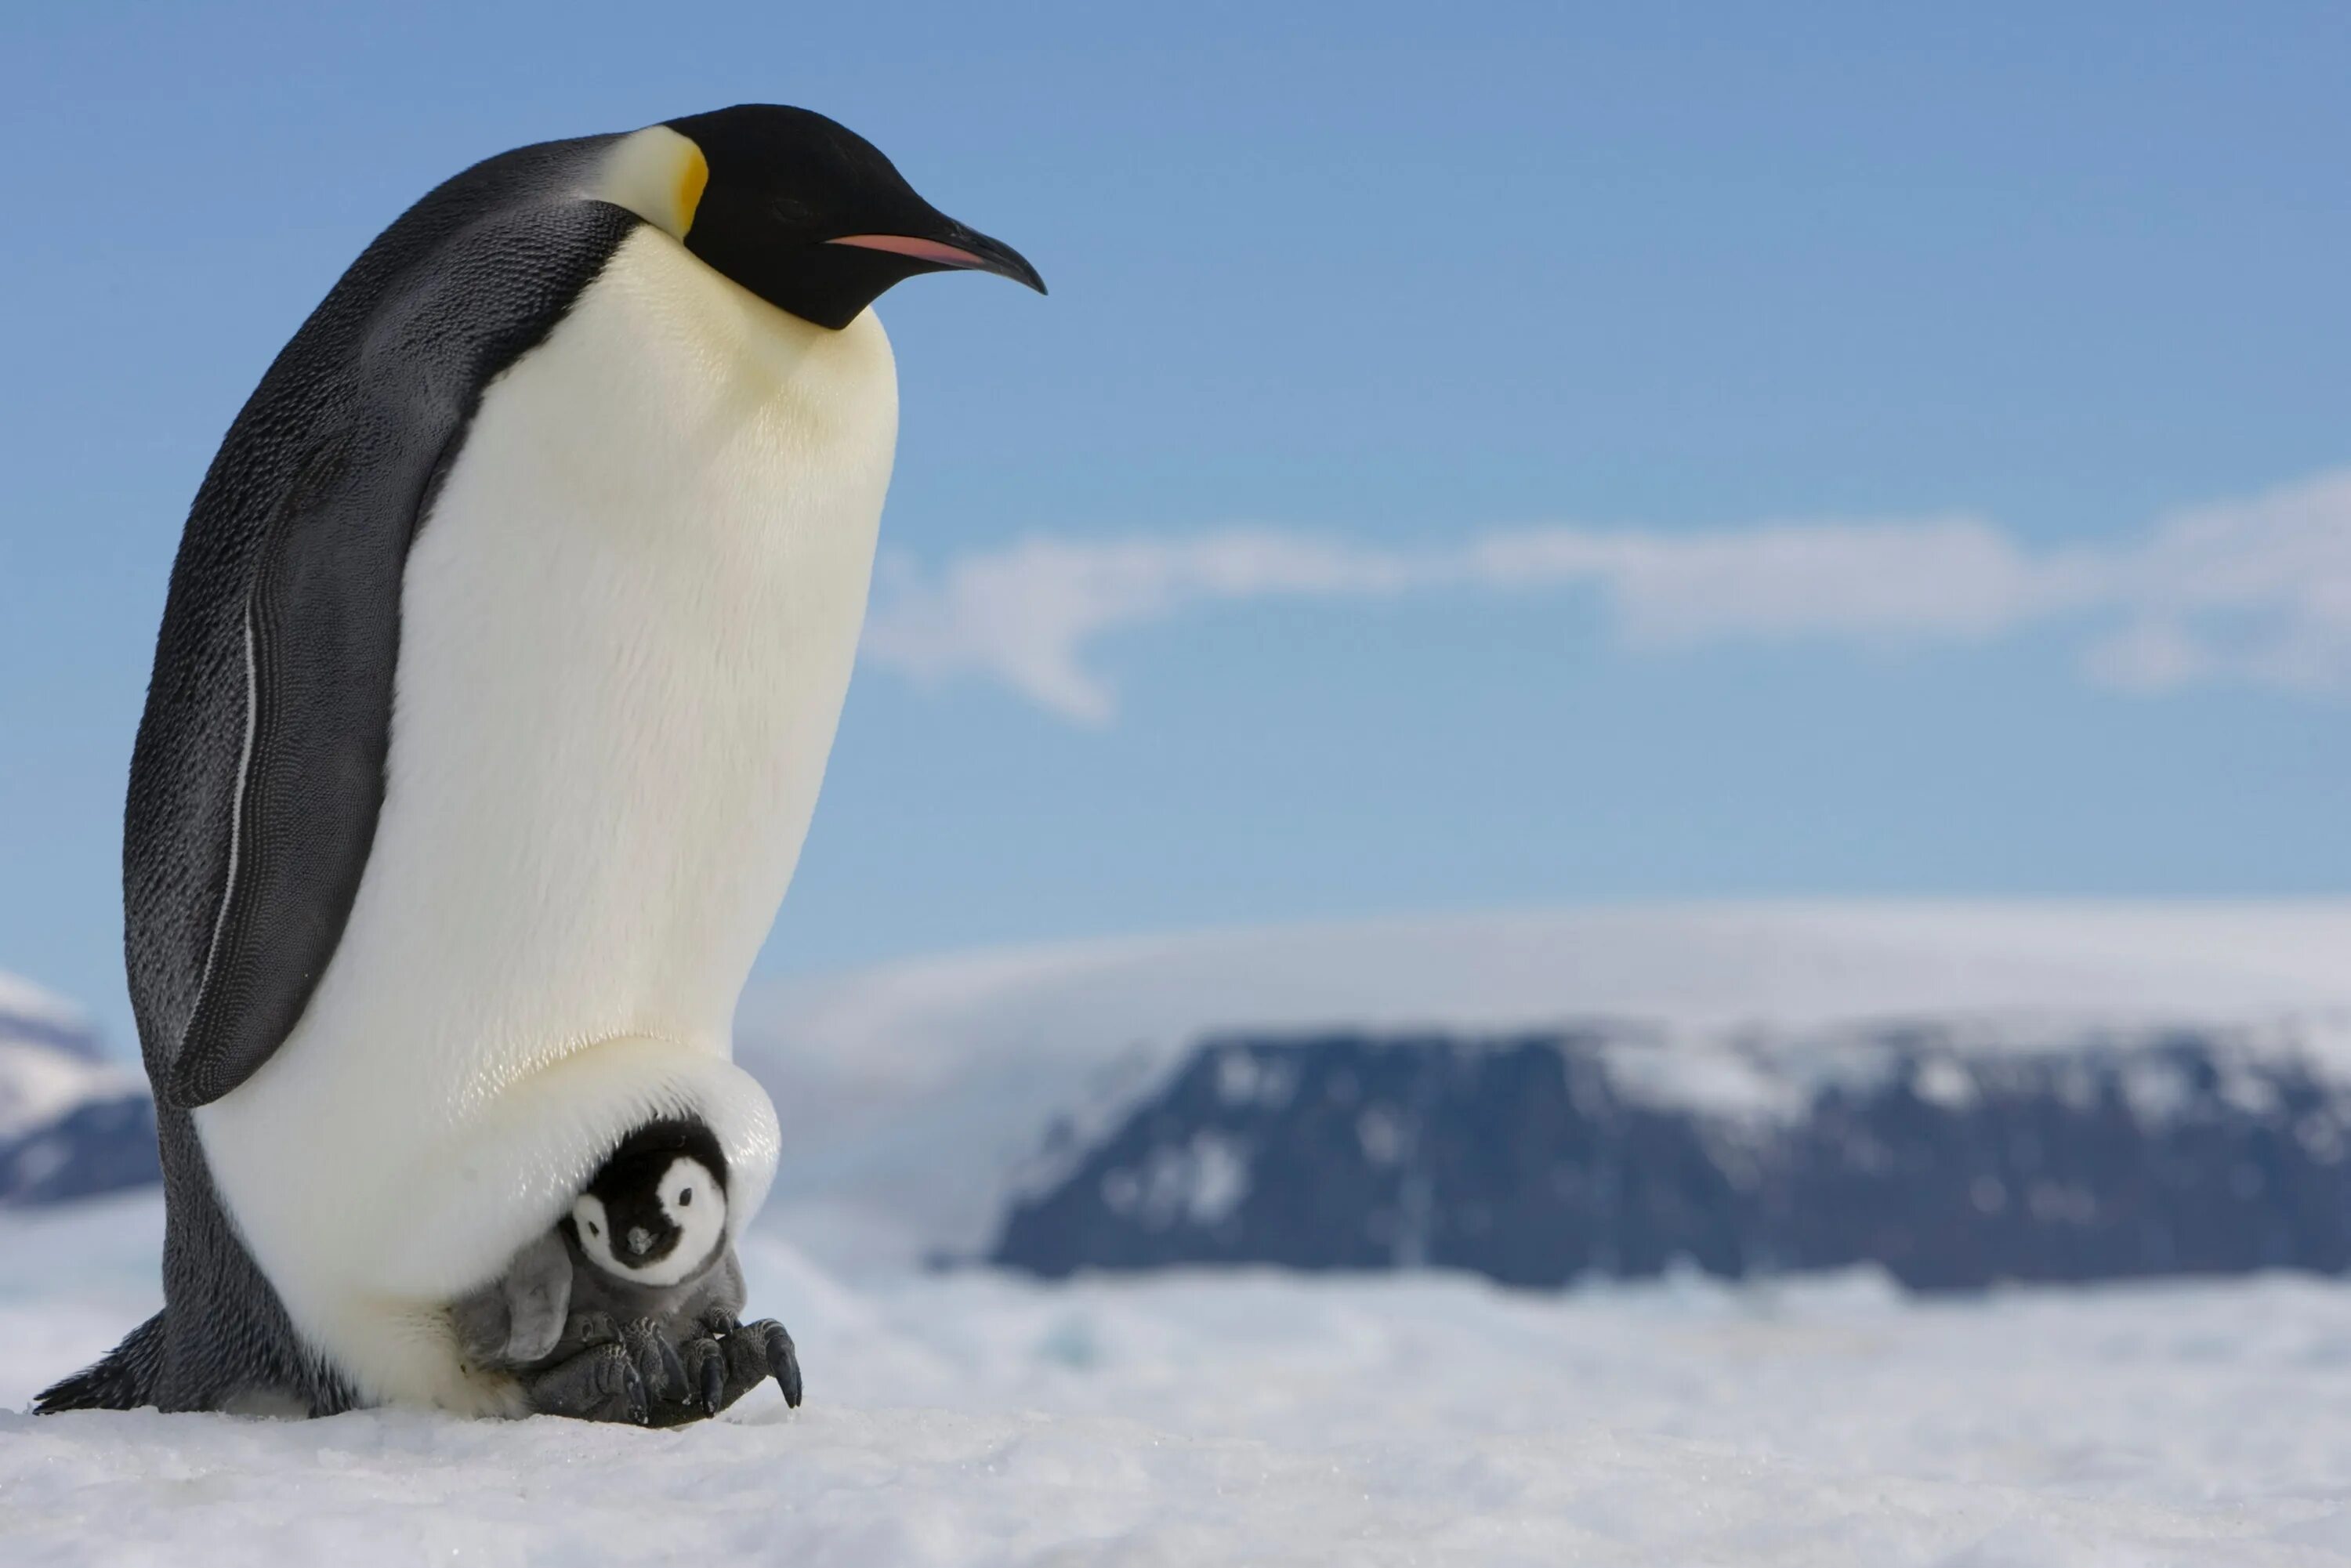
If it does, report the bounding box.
[566,1119,730,1287]
[638,103,1045,331]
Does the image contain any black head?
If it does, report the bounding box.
[567,1118,731,1281]
[665,104,1045,331]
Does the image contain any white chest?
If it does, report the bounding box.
[195,227,894,1402]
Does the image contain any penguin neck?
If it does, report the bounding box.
[609,223,900,437]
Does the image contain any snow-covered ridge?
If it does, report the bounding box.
[992,1019,2351,1288]
[0,1041,137,1146]
[0,970,104,1065]
[0,971,155,1205]
[0,972,124,1146]
[734,901,2351,1269]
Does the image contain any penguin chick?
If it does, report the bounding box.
[452,1119,800,1424]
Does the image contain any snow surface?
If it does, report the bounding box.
[9,1193,2351,1565]
[737,902,2351,1266]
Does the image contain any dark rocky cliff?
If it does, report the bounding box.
[991,1026,2351,1290]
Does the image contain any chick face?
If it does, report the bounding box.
[569,1128,730,1287]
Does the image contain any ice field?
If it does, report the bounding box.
[8,1192,2351,1566]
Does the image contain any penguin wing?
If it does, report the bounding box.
[130,146,638,1109]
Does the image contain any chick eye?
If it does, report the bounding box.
[679,1188,693,1206]
[586,1222,600,1237]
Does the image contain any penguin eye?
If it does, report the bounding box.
[679,1188,692,1206]
[586,1222,600,1237]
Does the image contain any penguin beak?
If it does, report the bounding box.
[827,223,1047,295]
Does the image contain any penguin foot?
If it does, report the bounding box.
[647,1313,801,1425]
[621,1316,688,1403]
[525,1341,649,1425]
[562,1311,682,1402]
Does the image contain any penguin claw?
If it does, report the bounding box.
[700,1352,726,1416]
[683,1334,727,1417]
[758,1320,802,1409]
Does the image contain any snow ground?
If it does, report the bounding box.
[8,1194,2351,1566]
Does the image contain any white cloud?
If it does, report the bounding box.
[863,532,1422,724]
[860,471,2351,724]
[1465,516,2088,645]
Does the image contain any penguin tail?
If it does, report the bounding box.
[33,1310,166,1413]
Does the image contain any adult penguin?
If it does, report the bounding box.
[35,107,1042,1417]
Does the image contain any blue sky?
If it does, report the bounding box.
[4,3,2349,1046]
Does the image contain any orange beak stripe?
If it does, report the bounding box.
[825,234,998,269]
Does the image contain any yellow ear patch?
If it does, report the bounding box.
[676,144,708,236]
[598,125,710,242]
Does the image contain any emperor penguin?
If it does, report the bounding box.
[34,106,1042,1418]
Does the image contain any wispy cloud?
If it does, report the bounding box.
[862,472,2351,724]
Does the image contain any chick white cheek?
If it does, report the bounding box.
[657,1157,726,1270]
[657,1158,720,1223]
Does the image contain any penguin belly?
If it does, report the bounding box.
[192,226,897,1410]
